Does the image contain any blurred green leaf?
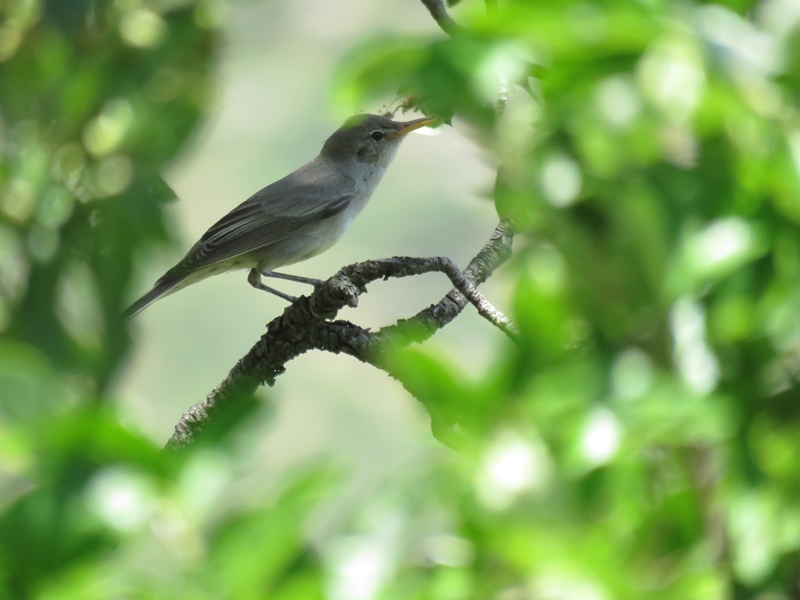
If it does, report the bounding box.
[6,0,800,597]
[208,467,337,598]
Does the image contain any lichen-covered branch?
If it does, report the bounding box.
[373,218,515,346]
[166,218,516,449]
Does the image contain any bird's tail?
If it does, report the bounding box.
[123,275,184,320]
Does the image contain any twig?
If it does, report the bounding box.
[374,218,515,345]
[333,256,518,339]
[420,0,466,36]
[166,219,516,449]
[419,0,509,116]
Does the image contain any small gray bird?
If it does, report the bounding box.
[124,114,435,319]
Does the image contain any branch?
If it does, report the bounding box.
[166,219,516,450]
[374,218,515,346]
[420,0,466,36]
[337,255,518,340]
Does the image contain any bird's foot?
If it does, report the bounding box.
[248,269,297,302]
[263,271,325,289]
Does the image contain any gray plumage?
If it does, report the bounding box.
[124,114,435,319]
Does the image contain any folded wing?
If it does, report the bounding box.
[173,169,356,274]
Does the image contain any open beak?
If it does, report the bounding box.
[391,116,437,139]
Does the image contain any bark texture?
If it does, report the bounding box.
[166,219,516,449]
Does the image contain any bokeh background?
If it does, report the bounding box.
[6,0,800,598]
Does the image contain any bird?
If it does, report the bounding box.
[123,113,436,319]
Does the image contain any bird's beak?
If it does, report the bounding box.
[391,116,437,139]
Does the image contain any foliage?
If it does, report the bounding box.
[3,0,800,598]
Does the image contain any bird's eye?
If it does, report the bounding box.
[370,130,384,141]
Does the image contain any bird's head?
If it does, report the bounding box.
[321,114,436,166]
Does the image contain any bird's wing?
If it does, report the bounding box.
[173,170,356,273]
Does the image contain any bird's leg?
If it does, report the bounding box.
[247,269,297,302]
[263,270,325,288]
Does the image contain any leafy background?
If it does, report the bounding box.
[3,0,800,598]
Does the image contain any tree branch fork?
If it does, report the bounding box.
[166,218,516,449]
